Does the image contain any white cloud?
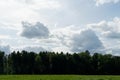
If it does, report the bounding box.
[51,26,104,53]
[0,40,11,54]
[103,31,120,39]
[51,25,80,47]
[0,0,40,27]
[0,0,61,30]
[31,0,61,10]
[20,22,50,39]
[105,45,120,56]
[0,35,10,39]
[88,17,120,55]
[0,45,10,54]
[88,17,120,39]
[0,0,120,55]
[12,45,49,53]
[95,0,120,6]
[17,0,61,10]
[22,46,47,53]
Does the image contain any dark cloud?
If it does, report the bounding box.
[70,29,104,53]
[20,22,49,39]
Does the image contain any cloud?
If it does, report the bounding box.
[87,17,120,55]
[51,25,80,47]
[42,21,120,55]
[0,0,120,55]
[0,45,10,54]
[88,17,120,39]
[70,29,104,53]
[0,40,11,54]
[0,35,10,39]
[13,45,48,53]
[110,48,120,56]
[104,31,120,39]
[95,0,120,6]
[17,0,61,10]
[104,45,120,56]
[20,22,50,39]
[51,26,104,53]
[22,46,47,53]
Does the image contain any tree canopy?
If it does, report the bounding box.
[0,50,120,75]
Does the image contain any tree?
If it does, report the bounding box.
[34,54,43,74]
[78,51,92,74]
[0,50,120,75]
[91,53,103,74]
[0,51,5,74]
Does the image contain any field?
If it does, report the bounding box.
[0,75,120,80]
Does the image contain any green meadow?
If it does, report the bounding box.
[0,75,120,80]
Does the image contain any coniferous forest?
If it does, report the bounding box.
[0,50,120,75]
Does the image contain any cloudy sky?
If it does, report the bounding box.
[0,0,120,55]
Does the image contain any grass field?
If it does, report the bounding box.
[0,75,120,80]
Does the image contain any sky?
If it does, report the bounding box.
[0,0,120,55]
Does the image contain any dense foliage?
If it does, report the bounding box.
[0,50,120,75]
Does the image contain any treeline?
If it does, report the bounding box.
[0,50,120,75]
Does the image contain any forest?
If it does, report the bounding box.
[0,50,120,75]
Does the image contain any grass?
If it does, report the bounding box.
[0,75,120,80]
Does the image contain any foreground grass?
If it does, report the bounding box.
[0,75,120,80]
